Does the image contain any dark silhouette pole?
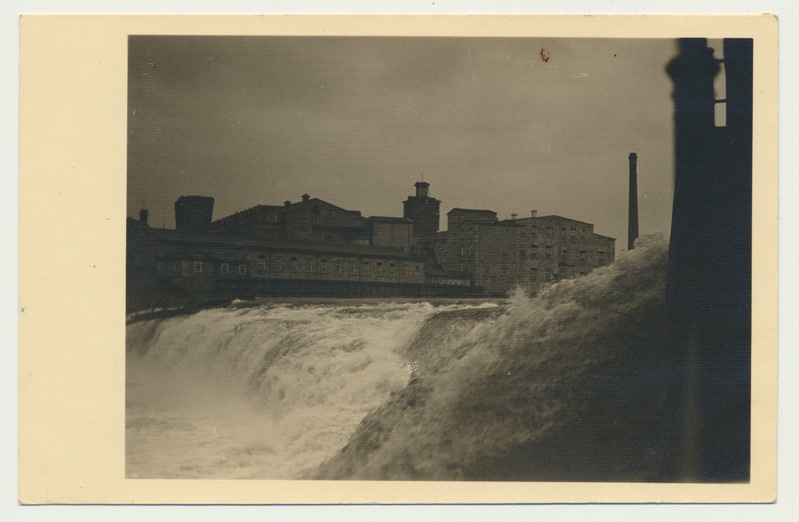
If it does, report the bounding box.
[666,38,751,482]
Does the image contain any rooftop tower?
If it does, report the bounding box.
[403,181,440,236]
[175,195,214,233]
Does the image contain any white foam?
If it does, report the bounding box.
[126,299,503,478]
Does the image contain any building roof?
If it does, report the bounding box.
[208,197,368,233]
[498,214,595,225]
[477,220,523,228]
[535,214,594,226]
[367,216,413,223]
[448,207,497,215]
[287,197,359,214]
[208,205,283,229]
[495,215,615,240]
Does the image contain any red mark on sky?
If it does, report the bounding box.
[540,48,550,63]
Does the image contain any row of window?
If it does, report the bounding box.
[186,261,251,275]
[529,234,591,243]
[219,263,247,275]
[186,261,247,275]
[527,225,589,238]
[183,257,420,279]
[529,246,608,258]
[286,256,417,278]
[530,244,606,252]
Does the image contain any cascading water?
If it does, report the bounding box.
[315,236,681,481]
[126,300,502,479]
[128,236,742,482]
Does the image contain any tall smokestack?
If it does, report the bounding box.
[628,152,639,250]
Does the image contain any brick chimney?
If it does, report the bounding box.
[628,152,639,250]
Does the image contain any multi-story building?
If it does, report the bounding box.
[127,181,615,311]
[433,209,615,295]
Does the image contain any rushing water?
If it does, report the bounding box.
[127,236,746,481]
[126,299,503,479]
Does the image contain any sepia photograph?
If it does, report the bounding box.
[125,35,752,482]
[16,13,779,506]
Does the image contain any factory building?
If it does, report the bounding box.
[433,209,615,295]
[128,181,615,310]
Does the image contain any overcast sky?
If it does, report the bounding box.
[128,36,694,251]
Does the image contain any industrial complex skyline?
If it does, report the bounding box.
[127,37,704,252]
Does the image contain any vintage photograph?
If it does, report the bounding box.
[124,35,751,482]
